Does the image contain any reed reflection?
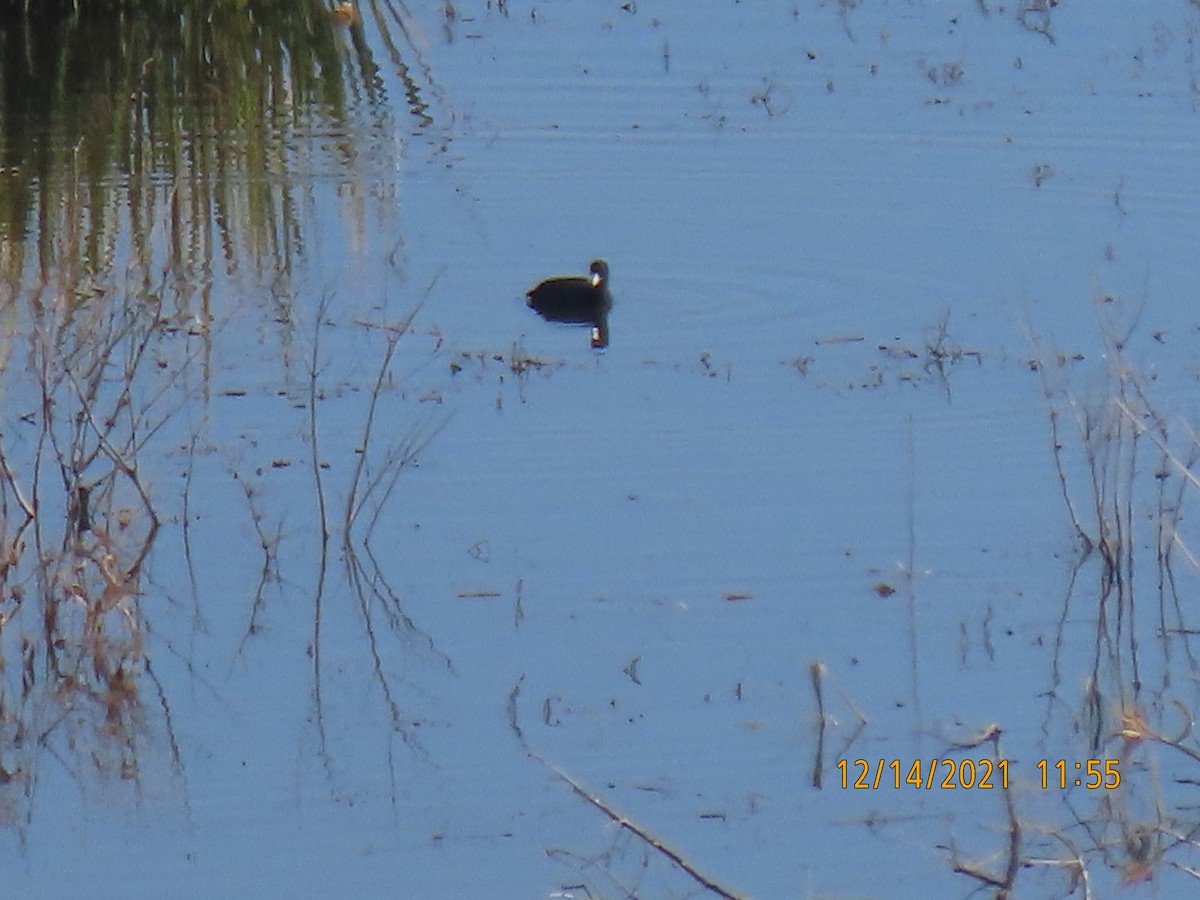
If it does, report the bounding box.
[0,1,443,832]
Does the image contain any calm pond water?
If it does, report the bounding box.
[4,2,1200,897]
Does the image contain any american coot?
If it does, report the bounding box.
[526,259,612,349]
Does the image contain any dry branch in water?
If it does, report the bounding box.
[507,676,747,900]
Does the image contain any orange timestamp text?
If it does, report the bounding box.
[836,758,1121,791]
[837,758,1009,790]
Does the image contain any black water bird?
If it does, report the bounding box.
[526,259,612,349]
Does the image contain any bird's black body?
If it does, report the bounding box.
[526,260,612,348]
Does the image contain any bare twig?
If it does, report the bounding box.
[507,677,746,900]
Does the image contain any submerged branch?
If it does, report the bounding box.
[507,676,747,900]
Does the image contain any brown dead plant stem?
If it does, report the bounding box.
[303,287,447,779]
[0,254,195,816]
[1023,295,1200,890]
[507,675,747,900]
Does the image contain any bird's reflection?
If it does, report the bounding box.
[526,259,612,349]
